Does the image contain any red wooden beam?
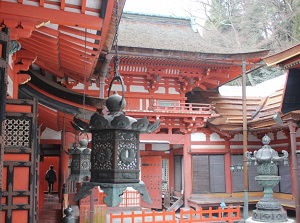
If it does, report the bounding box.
[60,45,95,61]
[34,59,64,78]
[59,33,99,49]
[59,39,96,55]
[60,51,93,65]
[0,1,103,30]
[6,104,32,113]
[39,0,45,7]
[60,59,92,75]
[81,0,87,14]
[20,39,58,53]
[60,0,65,10]
[31,31,58,44]
[37,26,59,38]
[35,58,60,69]
[59,25,101,41]
[19,43,58,61]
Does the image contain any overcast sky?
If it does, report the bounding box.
[123,0,196,17]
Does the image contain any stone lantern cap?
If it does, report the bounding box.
[72,139,91,154]
[245,135,289,165]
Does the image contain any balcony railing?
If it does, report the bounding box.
[124,101,216,117]
[151,102,213,114]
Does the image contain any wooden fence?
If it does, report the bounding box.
[80,205,107,223]
[109,206,241,223]
[179,206,241,223]
[79,189,140,222]
[110,210,177,223]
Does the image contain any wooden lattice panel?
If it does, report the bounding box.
[1,99,39,223]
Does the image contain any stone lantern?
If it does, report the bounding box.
[73,90,160,206]
[245,135,293,223]
[67,139,91,183]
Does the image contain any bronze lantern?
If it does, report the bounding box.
[67,139,91,183]
[73,86,160,206]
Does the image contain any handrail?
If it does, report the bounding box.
[153,102,212,112]
[109,206,241,223]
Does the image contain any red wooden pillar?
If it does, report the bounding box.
[224,139,233,193]
[183,133,191,206]
[60,131,74,199]
[145,143,152,151]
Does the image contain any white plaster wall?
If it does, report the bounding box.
[168,87,179,94]
[130,85,148,93]
[7,54,13,97]
[172,144,183,149]
[248,134,259,141]
[152,143,169,151]
[139,144,145,150]
[7,75,13,97]
[191,144,226,149]
[231,134,242,141]
[191,132,206,141]
[210,132,224,141]
[89,82,99,90]
[296,128,300,137]
[139,143,169,151]
[41,127,61,140]
[155,87,166,94]
[277,131,287,140]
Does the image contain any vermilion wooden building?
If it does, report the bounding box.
[1,1,300,223]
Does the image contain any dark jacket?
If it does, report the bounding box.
[45,169,57,183]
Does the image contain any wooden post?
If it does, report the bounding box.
[183,133,191,206]
[224,138,233,193]
[242,59,249,219]
[288,122,300,223]
[0,27,9,134]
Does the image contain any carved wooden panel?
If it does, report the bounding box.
[1,99,39,223]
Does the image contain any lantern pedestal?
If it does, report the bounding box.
[245,135,293,223]
[246,217,294,223]
[74,181,152,207]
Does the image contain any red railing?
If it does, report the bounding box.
[110,210,177,223]
[119,190,141,207]
[151,102,213,115]
[179,206,241,222]
[109,206,241,223]
[78,189,141,222]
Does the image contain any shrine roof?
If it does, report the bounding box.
[199,74,286,133]
[118,13,268,56]
[264,43,300,68]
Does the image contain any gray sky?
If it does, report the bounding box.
[123,0,195,17]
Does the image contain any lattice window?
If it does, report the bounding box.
[162,159,169,193]
[3,118,31,147]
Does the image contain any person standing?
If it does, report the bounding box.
[45,165,57,194]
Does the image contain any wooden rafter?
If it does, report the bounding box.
[0,2,103,30]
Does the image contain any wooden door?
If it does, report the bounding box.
[141,156,162,209]
[1,99,39,223]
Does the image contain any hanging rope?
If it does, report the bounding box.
[113,0,119,78]
[83,28,87,120]
[108,0,125,105]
